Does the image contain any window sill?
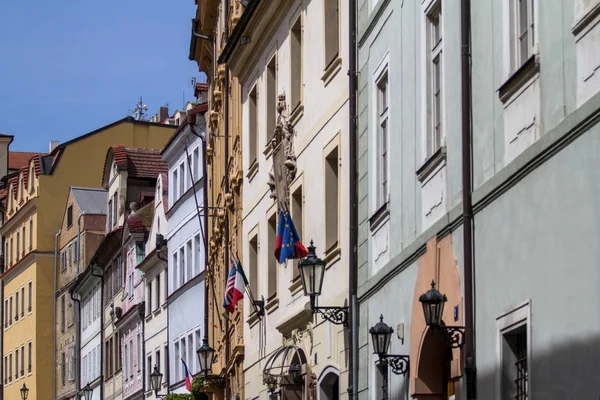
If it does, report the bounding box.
[290,104,304,126]
[572,2,600,36]
[416,146,447,183]
[324,245,341,269]
[246,159,258,182]
[289,276,302,295]
[369,202,390,233]
[247,309,261,328]
[263,142,274,160]
[321,56,342,86]
[153,308,161,317]
[498,55,540,104]
[266,296,279,315]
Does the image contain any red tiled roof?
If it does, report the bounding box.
[107,145,168,181]
[8,152,42,171]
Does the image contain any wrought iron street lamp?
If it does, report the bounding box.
[150,365,167,398]
[80,383,93,400]
[419,280,466,348]
[298,241,348,326]
[20,383,29,400]
[369,315,410,400]
[197,336,216,376]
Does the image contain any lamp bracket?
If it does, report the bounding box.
[252,296,265,317]
[379,354,410,376]
[312,305,348,326]
[443,326,466,349]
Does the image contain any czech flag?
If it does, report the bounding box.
[274,210,308,264]
[181,358,192,392]
[223,259,248,313]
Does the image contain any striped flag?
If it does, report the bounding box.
[223,259,248,313]
[181,358,192,392]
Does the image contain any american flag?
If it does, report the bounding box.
[223,258,247,313]
[225,262,236,305]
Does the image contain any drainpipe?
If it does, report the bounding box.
[460,0,476,397]
[348,0,358,397]
[53,229,61,400]
[77,213,86,275]
[91,266,104,400]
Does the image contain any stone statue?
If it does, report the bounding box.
[268,93,297,211]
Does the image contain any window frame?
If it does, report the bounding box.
[426,1,443,158]
[495,300,532,399]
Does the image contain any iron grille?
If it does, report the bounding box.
[514,328,528,399]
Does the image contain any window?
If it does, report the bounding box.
[324,0,340,68]
[248,86,258,166]
[67,206,73,228]
[174,342,180,382]
[8,353,12,382]
[186,240,193,280]
[68,347,74,381]
[147,355,152,387]
[27,342,31,373]
[21,226,25,256]
[129,272,134,299]
[427,3,443,157]
[29,219,32,250]
[60,295,65,332]
[129,340,134,378]
[187,333,194,374]
[15,348,18,380]
[28,281,32,312]
[124,343,128,380]
[155,273,161,310]
[10,238,13,265]
[266,56,277,144]
[16,232,19,261]
[137,333,141,372]
[172,252,178,292]
[181,338,187,375]
[147,281,152,315]
[115,332,122,371]
[498,303,530,400]
[20,288,24,317]
[136,241,145,264]
[61,351,65,386]
[510,0,535,71]
[290,16,303,110]
[325,146,340,253]
[20,346,24,377]
[267,214,277,299]
[194,234,201,276]
[290,186,303,279]
[108,199,113,230]
[179,247,185,287]
[4,356,6,384]
[5,242,8,270]
[9,296,12,324]
[61,251,66,272]
[179,163,185,195]
[112,191,118,227]
[4,299,7,327]
[193,147,200,183]
[156,349,161,377]
[105,340,112,378]
[15,291,18,321]
[172,169,179,201]
[248,232,259,299]
[376,72,389,208]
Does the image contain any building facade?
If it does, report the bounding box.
[357,0,600,399]
[57,187,106,400]
[161,104,207,394]
[0,117,174,400]
[138,174,169,400]
[212,0,351,398]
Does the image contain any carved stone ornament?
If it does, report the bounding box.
[268,93,298,211]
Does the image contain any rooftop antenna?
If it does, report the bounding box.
[133,96,149,121]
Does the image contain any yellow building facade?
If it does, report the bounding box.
[0,117,175,400]
[190,1,246,398]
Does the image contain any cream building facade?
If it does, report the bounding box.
[223,0,350,397]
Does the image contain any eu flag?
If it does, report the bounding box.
[274,210,308,264]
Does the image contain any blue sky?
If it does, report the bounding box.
[0,0,203,152]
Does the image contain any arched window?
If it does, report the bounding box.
[318,366,340,400]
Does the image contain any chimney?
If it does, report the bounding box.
[158,106,169,122]
[49,140,60,153]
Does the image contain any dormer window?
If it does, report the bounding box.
[29,165,34,193]
[8,188,13,213]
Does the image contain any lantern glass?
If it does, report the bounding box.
[20,383,29,400]
[299,241,326,297]
[80,384,93,400]
[419,280,447,327]
[197,337,215,374]
[289,363,301,382]
[150,365,163,393]
[369,315,393,358]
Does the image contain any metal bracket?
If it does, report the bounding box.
[313,305,348,327]
[380,355,410,375]
[443,326,466,349]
